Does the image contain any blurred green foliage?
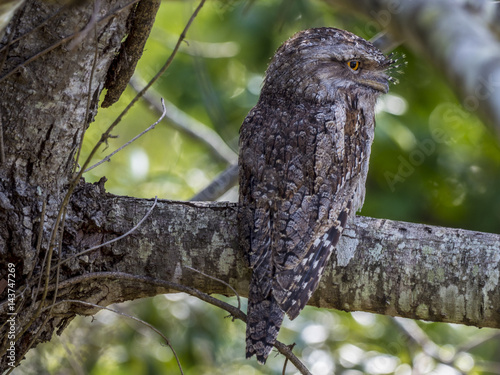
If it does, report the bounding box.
[19,0,500,374]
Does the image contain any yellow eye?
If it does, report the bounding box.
[347,60,360,71]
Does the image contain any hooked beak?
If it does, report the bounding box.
[358,76,389,93]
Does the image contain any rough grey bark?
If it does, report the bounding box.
[325,0,500,141]
[56,192,500,331]
[0,0,499,373]
[0,0,132,262]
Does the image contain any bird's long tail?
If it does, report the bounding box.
[245,275,285,364]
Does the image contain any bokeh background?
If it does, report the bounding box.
[18,0,500,374]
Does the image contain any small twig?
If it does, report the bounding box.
[129,76,238,165]
[73,20,100,174]
[84,99,166,172]
[58,196,158,267]
[15,196,156,354]
[282,343,296,375]
[0,116,4,165]
[184,265,241,311]
[67,0,102,50]
[74,0,206,182]
[27,197,47,282]
[44,299,184,375]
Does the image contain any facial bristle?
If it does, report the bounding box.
[385,52,406,85]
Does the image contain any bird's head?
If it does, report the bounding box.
[261,28,397,103]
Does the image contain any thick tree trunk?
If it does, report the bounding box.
[0,0,133,265]
[0,0,499,373]
[0,0,136,371]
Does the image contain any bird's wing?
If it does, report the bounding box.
[239,104,287,364]
[270,102,369,319]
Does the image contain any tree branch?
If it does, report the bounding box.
[190,163,238,201]
[35,183,500,331]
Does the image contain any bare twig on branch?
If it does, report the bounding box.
[74,25,100,174]
[67,0,102,50]
[184,265,241,311]
[75,0,206,178]
[129,76,238,164]
[83,99,167,172]
[46,299,185,375]
[58,196,158,267]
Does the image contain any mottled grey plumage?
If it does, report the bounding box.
[238,27,394,364]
